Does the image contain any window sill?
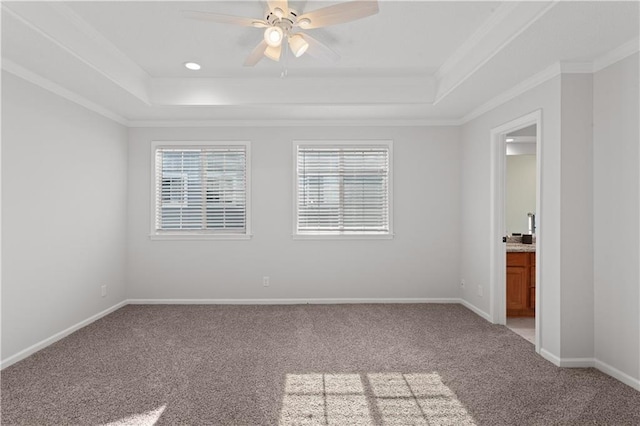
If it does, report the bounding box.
[149,233,253,241]
[292,233,394,240]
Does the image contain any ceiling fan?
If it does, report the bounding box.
[182,0,379,66]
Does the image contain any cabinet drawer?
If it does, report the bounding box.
[507,252,529,267]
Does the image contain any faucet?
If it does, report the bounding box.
[528,213,536,235]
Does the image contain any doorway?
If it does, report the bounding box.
[489,110,542,353]
[504,124,537,343]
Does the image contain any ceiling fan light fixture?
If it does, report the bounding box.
[264,26,284,47]
[289,34,309,57]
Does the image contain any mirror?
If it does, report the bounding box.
[505,125,536,235]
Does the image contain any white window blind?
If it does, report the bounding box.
[295,143,391,236]
[153,144,248,236]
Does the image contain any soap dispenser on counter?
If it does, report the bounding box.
[528,213,536,235]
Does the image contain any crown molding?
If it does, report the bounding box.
[460,37,640,124]
[435,2,520,81]
[2,59,129,126]
[593,36,640,73]
[460,62,561,125]
[434,1,558,105]
[559,62,594,74]
[2,2,151,105]
[127,118,461,128]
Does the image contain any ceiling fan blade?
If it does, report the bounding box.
[301,33,340,63]
[264,44,283,62]
[296,0,378,29]
[267,0,289,14]
[244,40,269,66]
[182,10,267,27]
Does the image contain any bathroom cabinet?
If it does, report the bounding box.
[506,252,536,317]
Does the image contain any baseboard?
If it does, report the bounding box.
[558,357,595,368]
[4,299,638,392]
[127,297,461,305]
[539,350,592,368]
[0,300,128,370]
[537,352,640,390]
[539,349,561,366]
[459,299,492,322]
[0,298,460,370]
[594,359,640,391]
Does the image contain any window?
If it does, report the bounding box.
[161,172,188,207]
[151,141,251,239]
[294,141,392,238]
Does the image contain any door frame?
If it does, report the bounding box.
[489,109,542,354]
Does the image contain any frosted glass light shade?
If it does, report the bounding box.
[264,26,284,47]
[288,34,309,57]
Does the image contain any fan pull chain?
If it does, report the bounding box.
[281,37,290,78]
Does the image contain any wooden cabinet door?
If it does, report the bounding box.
[507,266,528,313]
[529,260,536,309]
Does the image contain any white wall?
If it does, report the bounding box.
[559,73,594,360]
[506,155,536,235]
[593,53,640,384]
[127,126,461,300]
[460,76,563,356]
[1,72,128,362]
[460,62,639,382]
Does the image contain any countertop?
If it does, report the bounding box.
[506,243,536,253]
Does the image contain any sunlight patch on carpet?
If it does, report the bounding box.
[101,404,166,426]
[279,373,475,426]
[370,373,475,425]
[280,373,372,425]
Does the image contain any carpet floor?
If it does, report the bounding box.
[1,304,639,425]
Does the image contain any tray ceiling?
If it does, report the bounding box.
[2,1,638,125]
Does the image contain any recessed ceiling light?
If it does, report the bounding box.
[184,62,201,71]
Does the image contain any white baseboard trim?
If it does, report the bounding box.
[4,299,638,392]
[558,357,595,368]
[127,297,462,305]
[0,300,127,370]
[459,299,492,322]
[594,359,640,391]
[539,349,562,366]
[537,352,640,390]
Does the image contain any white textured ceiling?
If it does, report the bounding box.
[1,1,638,124]
[67,1,500,76]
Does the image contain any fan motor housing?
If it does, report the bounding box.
[265,8,298,30]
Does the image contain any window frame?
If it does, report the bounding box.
[149,140,252,240]
[292,140,394,240]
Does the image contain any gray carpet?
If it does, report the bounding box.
[1,304,639,425]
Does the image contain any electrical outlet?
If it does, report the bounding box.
[477,285,483,297]
[263,276,270,287]
[461,279,466,288]
[101,285,107,298]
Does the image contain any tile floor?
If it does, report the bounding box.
[506,317,535,344]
